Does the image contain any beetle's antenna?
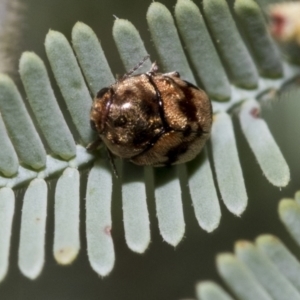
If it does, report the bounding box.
[123,55,150,78]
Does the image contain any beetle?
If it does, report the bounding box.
[88,57,212,169]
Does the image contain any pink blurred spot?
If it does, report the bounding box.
[104,226,111,235]
[270,13,286,37]
[250,107,260,118]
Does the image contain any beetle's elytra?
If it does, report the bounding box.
[89,59,212,167]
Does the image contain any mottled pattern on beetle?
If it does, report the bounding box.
[131,74,211,166]
[90,70,212,166]
[91,74,163,158]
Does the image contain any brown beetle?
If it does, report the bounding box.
[88,58,212,167]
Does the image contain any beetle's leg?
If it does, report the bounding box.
[106,147,119,178]
[86,138,102,151]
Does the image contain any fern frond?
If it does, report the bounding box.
[196,192,300,300]
[0,0,299,282]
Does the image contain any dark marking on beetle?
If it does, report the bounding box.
[132,130,152,145]
[166,143,189,165]
[114,115,127,127]
[146,73,171,131]
[178,94,197,122]
[97,87,110,99]
[140,99,156,117]
[182,125,192,137]
[183,80,200,91]
[121,89,136,100]
[100,89,115,132]
[196,125,204,136]
[131,128,166,159]
[90,120,97,131]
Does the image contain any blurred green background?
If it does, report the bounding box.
[1,0,300,299]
